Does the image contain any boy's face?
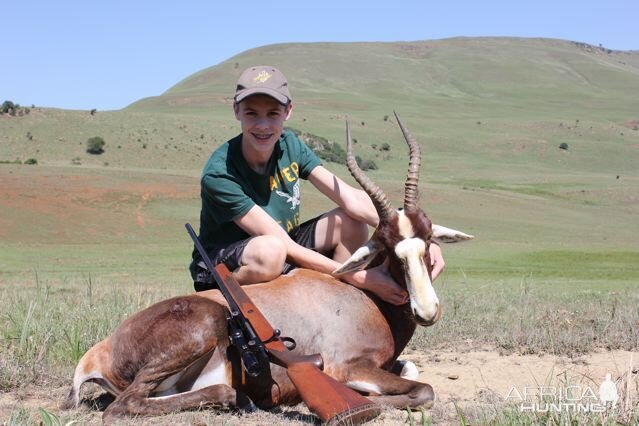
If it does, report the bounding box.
[234,95,292,155]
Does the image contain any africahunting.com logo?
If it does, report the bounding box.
[506,373,619,413]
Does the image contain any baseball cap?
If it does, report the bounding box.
[234,65,292,105]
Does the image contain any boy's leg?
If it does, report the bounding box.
[194,208,366,290]
[311,207,368,262]
[234,235,286,284]
[193,235,287,290]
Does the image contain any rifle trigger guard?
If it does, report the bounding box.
[263,329,296,350]
[281,336,296,351]
[263,329,281,344]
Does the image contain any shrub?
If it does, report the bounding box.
[24,158,37,165]
[356,157,378,171]
[86,137,105,154]
[559,142,569,150]
[287,127,346,164]
[287,127,378,169]
[380,143,391,151]
[1,100,16,114]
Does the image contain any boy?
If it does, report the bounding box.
[190,65,444,305]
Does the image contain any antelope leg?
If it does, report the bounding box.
[346,366,435,409]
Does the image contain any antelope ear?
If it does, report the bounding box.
[332,241,384,275]
[432,224,474,243]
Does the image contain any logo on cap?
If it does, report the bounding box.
[253,71,272,84]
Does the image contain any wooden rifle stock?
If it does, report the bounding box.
[214,264,380,425]
[185,223,379,424]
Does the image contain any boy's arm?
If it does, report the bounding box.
[234,206,409,305]
[307,166,379,228]
[308,165,446,281]
[234,204,336,273]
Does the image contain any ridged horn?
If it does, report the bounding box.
[394,111,421,212]
[345,119,395,224]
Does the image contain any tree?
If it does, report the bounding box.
[87,136,106,154]
[2,100,16,114]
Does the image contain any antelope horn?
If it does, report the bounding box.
[345,119,395,224]
[394,111,421,212]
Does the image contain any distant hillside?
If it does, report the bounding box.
[129,37,639,119]
[1,37,638,176]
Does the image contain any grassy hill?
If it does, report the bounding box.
[1,37,638,283]
[2,37,638,173]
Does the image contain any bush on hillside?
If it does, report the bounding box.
[2,100,16,114]
[1,100,19,116]
[287,128,346,164]
[356,156,378,171]
[559,142,569,151]
[287,127,378,170]
[86,136,106,154]
[24,158,38,165]
[2,100,30,117]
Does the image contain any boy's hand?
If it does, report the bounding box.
[346,263,409,306]
[429,243,445,281]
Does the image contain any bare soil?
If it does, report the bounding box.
[0,165,198,244]
[2,348,637,425]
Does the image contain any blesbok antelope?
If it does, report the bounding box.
[64,113,473,423]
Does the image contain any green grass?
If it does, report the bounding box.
[413,274,639,355]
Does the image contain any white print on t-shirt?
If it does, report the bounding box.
[276,181,300,210]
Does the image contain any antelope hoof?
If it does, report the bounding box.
[391,360,420,380]
[236,392,257,413]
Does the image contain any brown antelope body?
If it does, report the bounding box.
[64,113,472,423]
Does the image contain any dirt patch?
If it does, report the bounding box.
[408,348,637,405]
[624,120,639,131]
[2,349,636,424]
[0,166,198,243]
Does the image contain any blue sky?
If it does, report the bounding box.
[3,1,638,111]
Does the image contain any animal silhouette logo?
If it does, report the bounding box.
[276,181,300,210]
[599,373,619,408]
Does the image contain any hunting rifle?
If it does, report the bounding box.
[186,223,380,425]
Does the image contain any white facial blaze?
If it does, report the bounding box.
[397,209,415,239]
[394,238,439,321]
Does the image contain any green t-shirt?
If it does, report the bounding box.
[190,129,321,275]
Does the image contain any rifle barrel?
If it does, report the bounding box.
[185,223,380,425]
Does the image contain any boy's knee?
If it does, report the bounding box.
[243,236,286,279]
[336,210,367,241]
